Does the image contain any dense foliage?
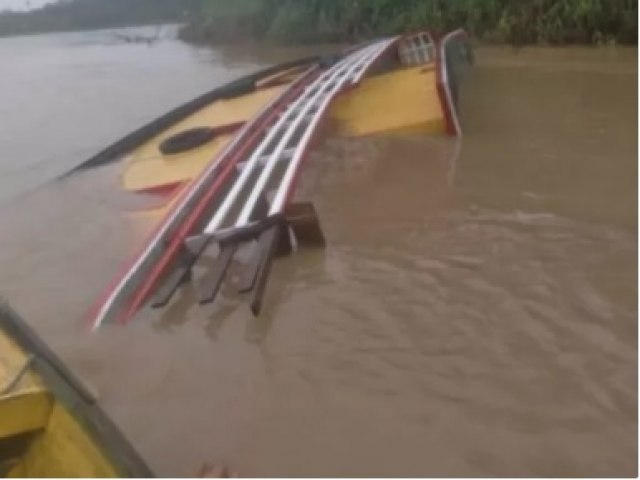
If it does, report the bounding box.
[0,0,635,45]
[180,0,637,45]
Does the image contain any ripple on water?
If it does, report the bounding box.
[0,43,636,476]
[259,203,636,474]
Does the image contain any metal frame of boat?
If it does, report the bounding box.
[83,29,472,330]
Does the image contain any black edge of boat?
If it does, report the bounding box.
[64,55,324,175]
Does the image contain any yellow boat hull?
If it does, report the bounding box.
[0,302,151,477]
[120,59,448,218]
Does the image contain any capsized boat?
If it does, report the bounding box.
[77,30,472,330]
[0,301,152,477]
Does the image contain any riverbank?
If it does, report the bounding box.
[179,0,637,46]
[1,0,635,46]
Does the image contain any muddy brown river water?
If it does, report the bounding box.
[0,28,636,477]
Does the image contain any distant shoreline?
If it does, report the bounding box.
[2,23,638,51]
[0,0,198,39]
[178,0,637,47]
[0,22,182,41]
[0,22,179,39]
[1,0,636,48]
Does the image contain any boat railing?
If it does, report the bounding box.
[89,37,399,327]
[152,37,399,313]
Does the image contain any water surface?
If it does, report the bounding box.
[0,31,636,477]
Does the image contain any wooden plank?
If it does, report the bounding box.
[249,226,282,316]
[285,202,326,248]
[0,391,52,440]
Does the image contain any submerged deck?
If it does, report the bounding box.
[122,54,446,216]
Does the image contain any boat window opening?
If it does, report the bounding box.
[398,32,434,67]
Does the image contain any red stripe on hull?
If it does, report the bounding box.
[434,29,468,137]
[435,47,456,136]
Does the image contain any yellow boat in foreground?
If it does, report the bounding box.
[0,301,152,477]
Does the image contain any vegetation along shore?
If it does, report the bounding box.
[180,0,638,45]
[0,0,636,46]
